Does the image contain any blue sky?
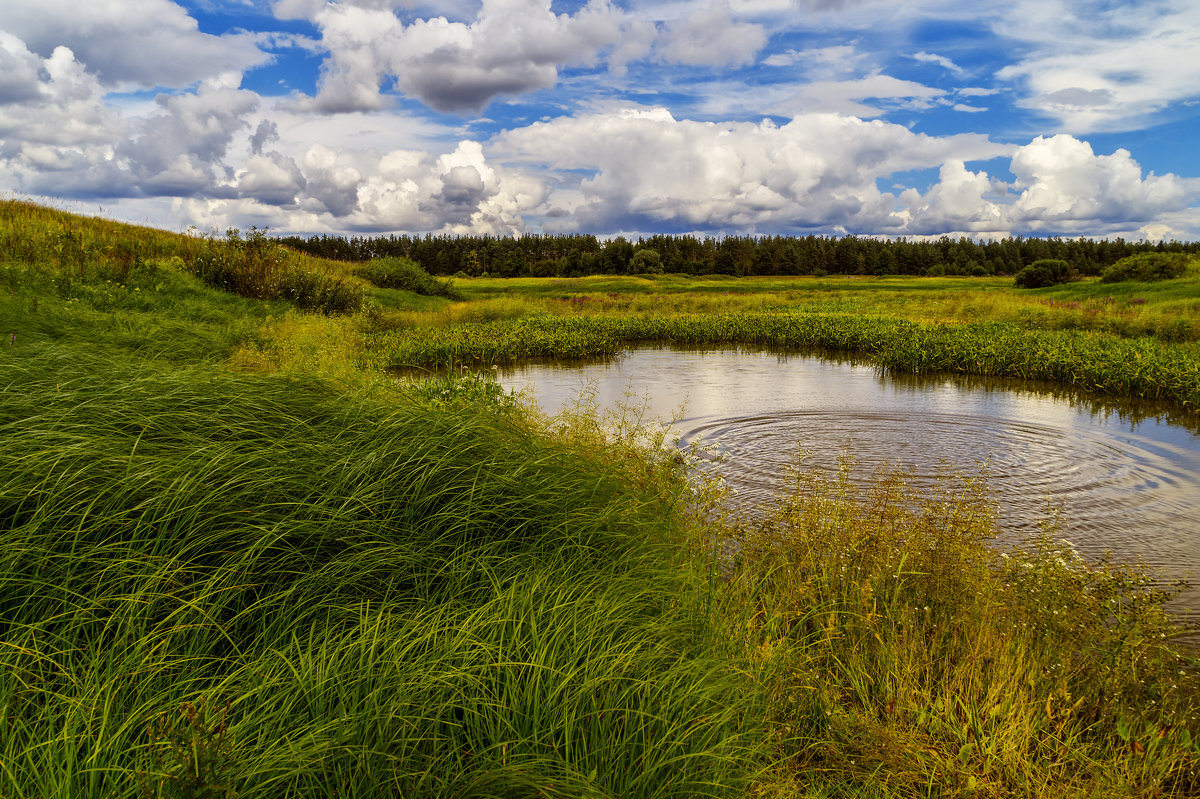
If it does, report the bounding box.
[1,0,1197,239]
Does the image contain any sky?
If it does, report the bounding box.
[1,0,1198,240]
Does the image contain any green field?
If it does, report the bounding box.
[2,200,1199,797]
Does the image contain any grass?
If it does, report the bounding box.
[0,199,363,315]
[730,464,1200,797]
[444,273,1200,344]
[2,200,1199,797]
[371,312,1200,409]
[0,347,765,797]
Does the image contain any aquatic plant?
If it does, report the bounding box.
[375,312,1200,410]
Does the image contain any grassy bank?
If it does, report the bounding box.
[373,312,1200,410]
[3,202,1199,797]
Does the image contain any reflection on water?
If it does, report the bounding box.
[496,346,1200,623]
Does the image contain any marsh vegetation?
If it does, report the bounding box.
[2,200,1198,797]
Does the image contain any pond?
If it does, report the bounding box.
[494,346,1200,625]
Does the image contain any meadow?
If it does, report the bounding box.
[2,199,1198,797]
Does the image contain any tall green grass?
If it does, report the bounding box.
[0,344,766,797]
[0,200,361,314]
[732,464,1200,797]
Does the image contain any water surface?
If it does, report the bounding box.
[496,346,1200,622]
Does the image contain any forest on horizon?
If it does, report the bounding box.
[275,230,1200,279]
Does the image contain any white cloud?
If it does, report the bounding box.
[762,44,866,79]
[901,160,1004,232]
[300,144,364,216]
[994,0,1200,132]
[353,140,547,234]
[494,105,1009,233]
[237,151,307,206]
[911,51,964,75]
[1006,134,1193,230]
[0,31,45,105]
[3,0,1196,241]
[772,74,945,117]
[0,0,270,89]
[299,3,402,113]
[0,38,133,197]
[956,87,999,98]
[295,0,634,113]
[896,134,1200,236]
[656,2,767,67]
[492,107,1200,237]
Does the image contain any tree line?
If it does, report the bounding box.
[274,231,1200,278]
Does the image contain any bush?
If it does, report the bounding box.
[630,248,664,274]
[192,228,362,314]
[355,256,464,300]
[1014,258,1073,288]
[1100,252,1190,283]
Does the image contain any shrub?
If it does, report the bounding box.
[630,248,664,274]
[354,256,464,300]
[1014,258,1073,288]
[191,228,362,314]
[1100,252,1190,283]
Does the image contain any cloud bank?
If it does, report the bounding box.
[0,0,1196,239]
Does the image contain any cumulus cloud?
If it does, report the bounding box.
[352,140,547,234]
[0,0,270,89]
[491,107,1200,237]
[0,38,121,150]
[0,24,546,236]
[494,105,1009,233]
[128,86,259,186]
[0,37,132,196]
[0,31,263,202]
[900,161,1005,233]
[237,151,307,206]
[1006,135,1191,230]
[300,144,365,216]
[0,31,45,105]
[295,0,633,113]
[893,134,1199,235]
